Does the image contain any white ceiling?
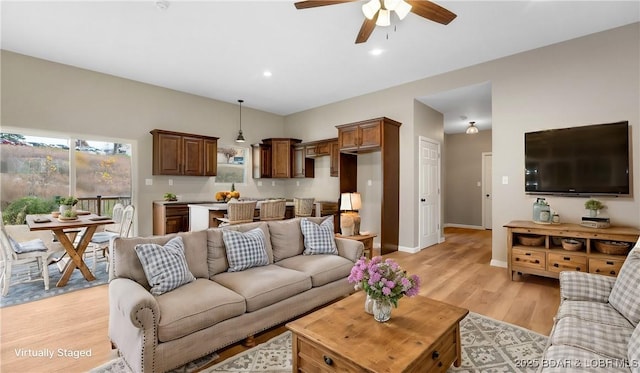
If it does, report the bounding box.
[2,1,639,133]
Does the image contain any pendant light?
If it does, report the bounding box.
[466,121,479,134]
[235,99,245,143]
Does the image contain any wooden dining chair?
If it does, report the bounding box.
[257,199,287,221]
[294,197,315,217]
[0,220,52,296]
[217,200,257,226]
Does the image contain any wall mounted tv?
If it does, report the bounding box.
[525,121,630,196]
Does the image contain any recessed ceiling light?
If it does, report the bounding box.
[263,71,272,77]
[369,49,384,56]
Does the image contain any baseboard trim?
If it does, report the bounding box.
[443,223,486,230]
[490,259,508,268]
[399,245,420,254]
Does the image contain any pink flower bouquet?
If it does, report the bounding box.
[348,256,421,307]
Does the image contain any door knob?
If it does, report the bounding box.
[486,194,490,197]
[420,198,426,202]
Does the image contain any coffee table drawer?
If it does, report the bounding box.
[414,327,457,373]
[297,337,360,373]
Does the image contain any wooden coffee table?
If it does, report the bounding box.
[286,292,469,373]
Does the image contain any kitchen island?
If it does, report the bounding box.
[188,200,339,231]
[188,201,296,230]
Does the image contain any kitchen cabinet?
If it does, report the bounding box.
[151,129,218,176]
[293,145,314,178]
[337,117,401,254]
[337,119,383,153]
[153,202,190,235]
[329,139,339,177]
[253,138,301,178]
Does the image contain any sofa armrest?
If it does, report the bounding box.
[109,278,160,373]
[335,237,364,262]
[559,271,615,303]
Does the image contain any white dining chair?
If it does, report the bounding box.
[0,220,52,296]
[85,204,135,272]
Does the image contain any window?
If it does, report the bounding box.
[1,131,132,215]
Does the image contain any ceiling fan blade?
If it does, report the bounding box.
[355,16,377,44]
[294,0,359,10]
[406,0,457,25]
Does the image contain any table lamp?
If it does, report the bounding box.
[340,192,362,236]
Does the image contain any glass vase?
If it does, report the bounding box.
[373,298,392,322]
[364,293,374,314]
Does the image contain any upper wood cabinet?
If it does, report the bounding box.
[329,140,339,177]
[337,118,398,153]
[151,129,218,176]
[253,138,301,178]
[293,145,315,178]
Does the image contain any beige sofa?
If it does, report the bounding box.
[108,217,363,373]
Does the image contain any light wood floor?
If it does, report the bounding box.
[0,227,560,372]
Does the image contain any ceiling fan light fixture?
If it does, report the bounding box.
[466,121,479,135]
[384,0,399,11]
[376,8,391,26]
[362,0,381,20]
[394,0,412,20]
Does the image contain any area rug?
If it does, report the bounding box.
[92,312,547,373]
[0,255,109,308]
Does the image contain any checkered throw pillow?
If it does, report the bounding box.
[135,236,195,295]
[609,244,640,326]
[223,228,269,272]
[300,218,338,255]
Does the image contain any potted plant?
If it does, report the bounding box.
[58,196,78,213]
[163,193,177,202]
[584,199,604,217]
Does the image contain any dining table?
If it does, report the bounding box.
[25,213,114,287]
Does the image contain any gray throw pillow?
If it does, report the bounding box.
[135,236,195,295]
[223,228,269,272]
[300,218,338,255]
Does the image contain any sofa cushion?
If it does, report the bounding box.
[559,271,615,303]
[223,228,269,272]
[213,265,312,312]
[300,218,338,255]
[276,254,353,287]
[556,300,633,328]
[541,344,630,373]
[135,236,195,295]
[268,218,305,262]
[609,245,640,326]
[156,278,246,342]
[550,316,633,360]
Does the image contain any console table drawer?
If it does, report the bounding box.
[547,253,587,273]
[512,248,545,270]
[589,258,624,277]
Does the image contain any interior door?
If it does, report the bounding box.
[419,137,440,249]
[482,152,493,229]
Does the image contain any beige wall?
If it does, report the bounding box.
[2,22,638,263]
[444,131,492,227]
[1,50,286,236]
[286,22,640,262]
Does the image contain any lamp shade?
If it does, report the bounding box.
[340,192,362,211]
[466,121,479,134]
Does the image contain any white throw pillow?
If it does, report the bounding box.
[300,218,338,255]
[223,228,269,272]
[135,236,195,295]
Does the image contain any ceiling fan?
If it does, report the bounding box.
[294,0,457,44]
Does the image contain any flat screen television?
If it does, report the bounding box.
[525,121,630,196]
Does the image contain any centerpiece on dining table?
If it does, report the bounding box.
[348,256,421,322]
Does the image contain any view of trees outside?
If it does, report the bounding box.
[0,132,132,210]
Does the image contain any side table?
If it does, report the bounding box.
[336,233,377,259]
